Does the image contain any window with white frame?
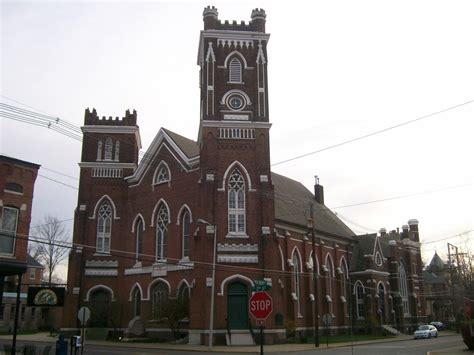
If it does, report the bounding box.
[228,169,245,234]
[182,211,190,259]
[325,256,334,314]
[29,269,36,280]
[96,141,103,161]
[135,219,143,262]
[341,259,348,301]
[132,287,141,317]
[153,163,170,184]
[0,207,19,255]
[104,138,113,161]
[155,204,168,260]
[114,141,120,161]
[355,281,365,318]
[399,262,410,316]
[229,57,242,83]
[292,251,301,316]
[96,201,112,253]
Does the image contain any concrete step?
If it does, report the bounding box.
[382,324,401,335]
[225,330,255,346]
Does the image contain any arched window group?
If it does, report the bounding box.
[97,137,120,162]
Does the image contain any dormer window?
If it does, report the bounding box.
[153,162,171,185]
[229,57,242,83]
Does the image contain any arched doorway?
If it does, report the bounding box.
[132,288,141,317]
[89,289,112,327]
[227,282,248,329]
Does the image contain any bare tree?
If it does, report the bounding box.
[33,215,70,285]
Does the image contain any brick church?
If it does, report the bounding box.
[62,7,427,344]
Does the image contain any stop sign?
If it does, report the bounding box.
[249,291,273,320]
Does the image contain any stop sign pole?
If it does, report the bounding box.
[249,291,273,355]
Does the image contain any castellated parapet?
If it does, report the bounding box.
[203,6,266,32]
[84,108,137,126]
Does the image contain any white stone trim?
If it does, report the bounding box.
[201,120,271,130]
[128,282,144,301]
[217,243,258,252]
[150,198,171,227]
[350,269,390,276]
[147,278,171,301]
[85,260,118,268]
[82,125,142,149]
[131,213,146,232]
[84,269,118,276]
[176,204,193,225]
[218,160,254,192]
[218,274,254,296]
[85,284,115,301]
[89,194,120,220]
[217,254,258,263]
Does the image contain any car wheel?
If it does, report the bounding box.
[428,333,431,338]
[435,333,438,338]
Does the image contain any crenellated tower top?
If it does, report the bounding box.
[84,108,137,126]
[202,6,266,32]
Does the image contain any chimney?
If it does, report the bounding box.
[401,224,409,239]
[314,176,324,205]
[408,219,419,242]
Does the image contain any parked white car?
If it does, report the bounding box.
[413,324,438,339]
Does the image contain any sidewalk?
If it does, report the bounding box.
[0,331,465,353]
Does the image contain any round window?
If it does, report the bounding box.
[227,95,244,111]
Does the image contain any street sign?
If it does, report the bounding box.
[77,306,91,325]
[249,291,273,320]
[252,279,271,292]
[256,319,266,327]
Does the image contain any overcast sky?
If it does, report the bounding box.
[2,0,473,278]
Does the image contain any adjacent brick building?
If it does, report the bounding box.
[62,7,427,344]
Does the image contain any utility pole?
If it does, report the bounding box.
[309,203,320,347]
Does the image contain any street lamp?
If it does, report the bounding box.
[197,219,217,350]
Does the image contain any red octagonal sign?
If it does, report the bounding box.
[249,291,273,320]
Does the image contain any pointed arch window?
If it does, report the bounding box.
[355,281,365,319]
[114,141,120,162]
[228,169,245,234]
[135,219,143,262]
[378,283,385,320]
[96,201,112,254]
[182,211,190,259]
[104,138,113,161]
[399,263,410,316]
[341,259,349,302]
[153,162,170,184]
[229,57,242,83]
[155,205,169,260]
[178,283,190,318]
[325,256,334,314]
[151,282,168,320]
[132,287,141,317]
[292,251,301,316]
[96,141,103,161]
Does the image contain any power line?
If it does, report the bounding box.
[272,99,474,166]
[422,230,473,245]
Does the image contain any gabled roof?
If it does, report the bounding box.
[27,254,43,269]
[350,233,376,271]
[126,128,200,185]
[272,172,354,239]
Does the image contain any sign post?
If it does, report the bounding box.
[322,313,332,348]
[77,307,90,355]
[249,291,273,355]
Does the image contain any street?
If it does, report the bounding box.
[0,333,468,355]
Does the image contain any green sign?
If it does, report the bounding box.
[252,279,271,292]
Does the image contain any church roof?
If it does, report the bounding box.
[162,128,199,159]
[272,172,355,239]
[427,252,445,272]
[423,270,446,284]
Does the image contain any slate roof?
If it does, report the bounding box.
[162,128,199,159]
[350,232,401,271]
[165,131,355,240]
[423,270,446,284]
[272,172,355,239]
[426,252,445,272]
[27,254,43,269]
